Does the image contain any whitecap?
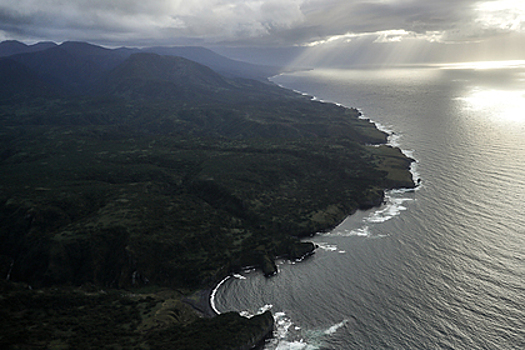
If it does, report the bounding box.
[329,226,371,237]
[373,121,396,139]
[275,341,319,350]
[316,242,339,251]
[387,132,402,147]
[273,311,294,341]
[364,194,413,224]
[268,313,348,350]
[258,304,273,314]
[233,273,246,280]
[239,310,252,318]
[323,319,348,335]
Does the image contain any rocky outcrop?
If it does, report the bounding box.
[287,241,316,261]
[357,187,385,210]
[231,311,275,350]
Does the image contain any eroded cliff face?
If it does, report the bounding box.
[0,197,135,288]
[0,133,411,290]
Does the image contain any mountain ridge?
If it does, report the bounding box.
[144,45,281,80]
[0,40,57,57]
[0,40,281,82]
[0,38,415,350]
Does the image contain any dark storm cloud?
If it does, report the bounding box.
[0,1,523,47]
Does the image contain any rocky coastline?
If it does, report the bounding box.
[200,173,413,349]
[0,42,416,349]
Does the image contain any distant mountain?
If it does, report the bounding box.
[0,40,57,57]
[0,38,283,101]
[8,42,132,94]
[144,46,281,80]
[212,45,306,67]
[99,52,237,101]
[0,40,281,85]
[58,41,137,71]
[0,42,377,140]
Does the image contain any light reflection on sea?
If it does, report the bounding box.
[214,64,525,350]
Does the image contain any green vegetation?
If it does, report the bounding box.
[0,280,273,349]
[0,47,414,349]
[0,116,407,285]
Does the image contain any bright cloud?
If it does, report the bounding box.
[475,0,525,33]
[1,0,525,49]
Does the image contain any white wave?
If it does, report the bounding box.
[238,304,273,319]
[275,341,319,350]
[260,299,351,350]
[373,121,396,138]
[324,319,348,335]
[258,304,274,314]
[269,319,348,350]
[368,233,390,239]
[316,242,339,251]
[402,149,414,157]
[387,132,402,147]
[401,149,422,186]
[240,310,252,318]
[329,226,371,237]
[273,312,294,342]
[364,114,422,189]
[209,275,231,315]
[233,273,246,280]
[410,159,422,186]
[365,194,413,224]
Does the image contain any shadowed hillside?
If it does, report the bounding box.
[0,41,414,349]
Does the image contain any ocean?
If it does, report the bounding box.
[213,64,525,349]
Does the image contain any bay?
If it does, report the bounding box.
[214,65,525,349]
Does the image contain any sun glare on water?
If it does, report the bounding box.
[440,60,525,70]
[457,88,525,123]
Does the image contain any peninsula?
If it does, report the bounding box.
[0,41,414,349]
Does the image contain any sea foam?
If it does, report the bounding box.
[268,314,349,350]
[323,319,349,335]
[365,194,413,224]
[329,225,371,237]
[210,275,231,315]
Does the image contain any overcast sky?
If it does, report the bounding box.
[2,0,525,64]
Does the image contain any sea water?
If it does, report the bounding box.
[214,64,525,349]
